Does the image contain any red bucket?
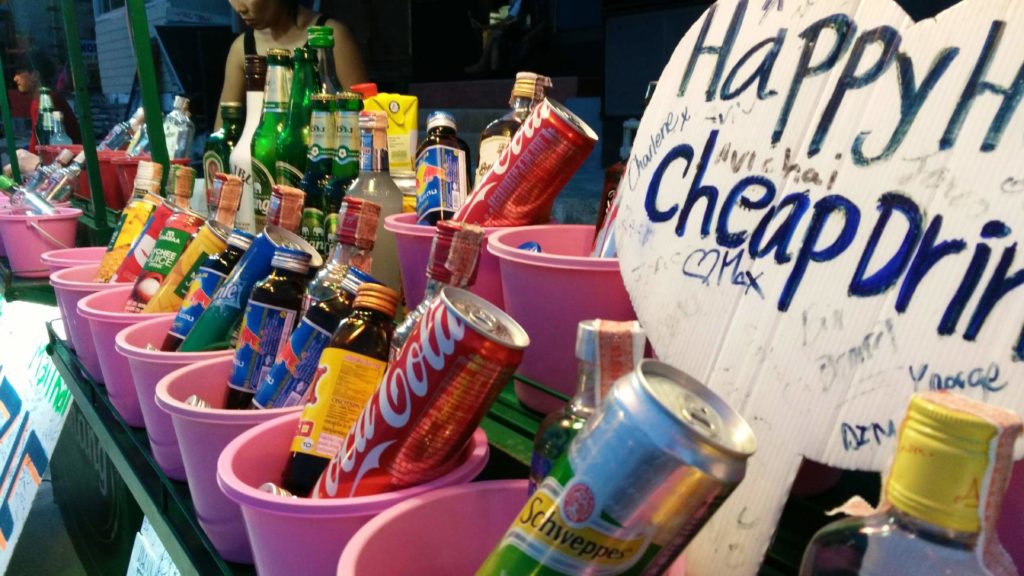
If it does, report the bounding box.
[113,156,190,203]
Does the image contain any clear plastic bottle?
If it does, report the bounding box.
[800,392,1022,576]
[0,175,56,215]
[528,319,645,494]
[164,95,196,159]
[98,107,145,151]
[49,111,73,145]
[304,195,380,312]
[475,72,551,182]
[23,149,73,191]
[36,152,87,203]
[344,110,404,293]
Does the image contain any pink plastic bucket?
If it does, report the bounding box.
[488,225,636,414]
[385,212,506,309]
[115,315,233,478]
[998,459,1024,569]
[49,263,131,377]
[41,246,107,275]
[0,207,82,277]
[156,356,302,564]
[78,286,173,426]
[218,413,489,576]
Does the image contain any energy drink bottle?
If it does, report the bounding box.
[161,229,253,351]
[252,267,377,410]
[282,283,399,496]
[415,111,468,225]
[224,246,312,409]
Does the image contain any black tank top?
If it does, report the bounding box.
[243,14,328,55]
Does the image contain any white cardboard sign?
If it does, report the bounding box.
[615,0,1024,573]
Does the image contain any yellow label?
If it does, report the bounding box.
[365,93,418,173]
[290,348,387,459]
[95,198,157,281]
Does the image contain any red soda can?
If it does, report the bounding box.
[455,98,598,226]
[111,200,177,283]
[313,287,529,499]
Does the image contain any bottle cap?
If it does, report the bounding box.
[130,106,146,123]
[427,221,483,286]
[307,26,335,48]
[55,149,75,165]
[576,319,646,396]
[350,82,378,98]
[244,55,268,91]
[271,246,312,274]
[268,185,305,232]
[293,46,315,62]
[511,71,552,102]
[173,95,190,112]
[426,111,457,131]
[39,87,51,94]
[267,48,292,61]
[227,229,255,250]
[887,392,1022,533]
[340,267,378,296]
[220,102,244,121]
[167,165,196,208]
[353,283,399,318]
[335,196,380,249]
[0,175,15,191]
[135,160,163,185]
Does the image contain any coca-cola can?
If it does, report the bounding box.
[313,286,529,499]
[455,98,598,226]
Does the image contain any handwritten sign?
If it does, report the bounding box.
[0,299,70,573]
[614,0,1024,572]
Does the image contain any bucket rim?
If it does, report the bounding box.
[114,315,234,362]
[50,263,131,291]
[487,224,620,271]
[0,207,83,221]
[383,212,505,237]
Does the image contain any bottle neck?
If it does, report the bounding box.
[422,278,448,301]
[264,65,290,109]
[889,506,979,549]
[353,306,394,326]
[52,117,67,136]
[510,95,534,119]
[327,243,366,270]
[288,62,314,118]
[38,94,54,111]
[371,128,389,172]
[569,359,603,416]
[225,117,245,138]
[315,47,339,93]
[273,266,309,281]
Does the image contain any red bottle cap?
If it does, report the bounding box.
[427,221,484,286]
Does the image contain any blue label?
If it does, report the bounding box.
[252,317,333,408]
[415,145,466,223]
[228,301,298,393]
[208,232,276,313]
[359,131,373,172]
[168,268,227,340]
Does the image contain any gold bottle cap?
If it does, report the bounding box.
[353,283,399,318]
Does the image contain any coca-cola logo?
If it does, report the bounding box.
[489,100,548,177]
[321,300,466,497]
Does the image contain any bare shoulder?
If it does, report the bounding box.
[324,18,356,40]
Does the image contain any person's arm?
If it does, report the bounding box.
[215,35,247,130]
[326,19,368,91]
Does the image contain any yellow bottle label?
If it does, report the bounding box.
[290,348,387,459]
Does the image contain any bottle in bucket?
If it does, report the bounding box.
[178,227,321,353]
[161,229,254,351]
[528,320,645,495]
[304,196,379,312]
[390,220,484,359]
[141,220,231,314]
[312,287,528,499]
[111,200,179,284]
[253,267,378,410]
[123,209,206,313]
[209,173,244,228]
[267,185,305,233]
[477,360,757,576]
[166,164,196,210]
[95,161,164,281]
[415,111,469,226]
[0,175,57,216]
[224,246,312,409]
[283,283,399,496]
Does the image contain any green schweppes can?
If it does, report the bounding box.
[477,360,757,575]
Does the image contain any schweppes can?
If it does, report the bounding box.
[477,360,756,575]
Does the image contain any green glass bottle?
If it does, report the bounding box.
[298,94,336,257]
[275,47,319,187]
[35,87,56,147]
[325,92,362,249]
[251,49,292,231]
[307,26,342,95]
[203,102,245,206]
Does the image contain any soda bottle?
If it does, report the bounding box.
[251,49,293,231]
[298,94,336,256]
[224,246,311,409]
[304,196,379,312]
[49,111,73,146]
[414,111,469,225]
[35,87,56,147]
[800,392,1022,575]
[344,110,404,294]
[98,107,145,151]
[164,95,196,159]
[161,230,254,351]
[307,26,342,95]
[229,55,268,233]
[275,46,319,187]
[282,283,399,496]
[475,72,551,182]
[390,220,483,358]
[527,319,646,494]
[252,266,377,410]
[204,102,244,205]
[325,92,362,247]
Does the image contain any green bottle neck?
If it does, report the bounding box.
[263,64,291,111]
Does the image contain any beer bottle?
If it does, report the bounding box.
[298,94,336,256]
[415,111,469,225]
[230,55,268,233]
[35,87,56,147]
[161,229,254,351]
[282,283,399,496]
[390,220,483,357]
[307,26,342,95]
[304,196,380,312]
[204,102,244,207]
[475,72,551,182]
[325,92,362,248]
[224,246,311,409]
[275,47,319,187]
[344,111,404,294]
[251,266,377,410]
[251,49,293,231]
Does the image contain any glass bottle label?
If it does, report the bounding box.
[300,208,327,255]
[251,158,274,228]
[228,301,298,393]
[290,349,388,459]
[335,110,359,173]
[276,161,305,187]
[415,145,467,222]
[476,135,512,181]
[252,317,334,409]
